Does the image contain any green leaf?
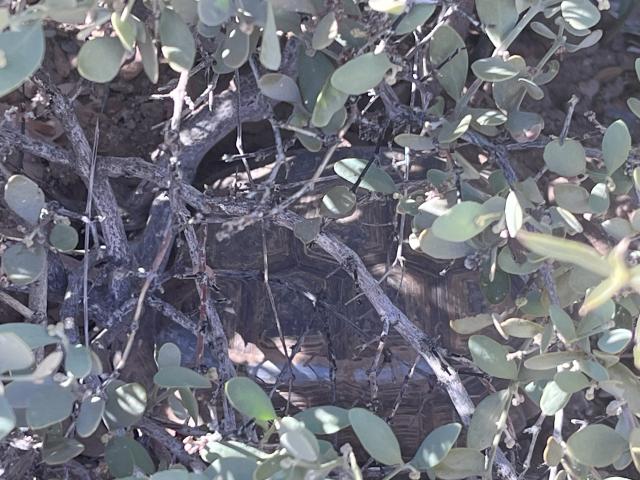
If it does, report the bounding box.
[549,305,577,343]
[0,391,16,441]
[598,328,632,354]
[258,73,301,104]
[312,11,338,50]
[177,388,199,422]
[65,344,92,378]
[138,25,159,83]
[394,133,434,151]
[505,190,523,237]
[578,358,609,381]
[497,247,539,275]
[103,382,147,430]
[566,424,626,467]
[0,332,35,374]
[259,1,280,70]
[553,183,590,213]
[467,390,510,449]
[76,395,105,438]
[330,52,392,95]
[298,49,333,112]
[333,158,398,194]
[154,366,212,389]
[543,139,586,177]
[151,470,191,480]
[517,231,610,277]
[49,224,79,252]
[429,25,468,99]
[543,437,564,467]
[221,23,250,68]
[627,97,640,119]
[561,0,601,30]
[369,0,406,14]
[476,0,519,47]
[42,437,84,465]
[156,342,182,368]
[500,318,544,338]
[438,114,472,144]
[294,406,350,435]
[411,423,461,471]
[431,201,487,242]
[0,22,45,98]
[160,8,196,72]
[197,0,232,26]
[433,448,485,480]
[589,182,610,215]
[112,12,137,51]
[311,78,347,127]
[349,408,402,465]
[77,37,125,83]
[506,110,544,143]
[4,174,44,224]
[26,383,75,429]
[279,419,320,462]
[225,377,276,421]
[394,4,436,35]
[602,119,631,173]
[449,313,493,335]
[0,323,57,349]
[554,371,590,394]
[28,350,62,381]
[468,335,518,380]
[293,217,322,244]
[540,381,571,415]
[524,352,584,370]
[320,186,357,219]
[471,56,524,82]
[106,436,156,477]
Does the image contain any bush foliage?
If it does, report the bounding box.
[2,0,640,479]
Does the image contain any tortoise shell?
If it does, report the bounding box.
[157,148,498,456]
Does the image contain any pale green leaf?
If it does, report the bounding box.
[429,25,468,99]
[77,37,125,83]
[0,22,45,98]
[225,377,276,421]
[566,424,625,467]
[602,120,631,173]
[49,224,79,252]
[4,175,44,224]
[154,366,212,389]
[258,73,301,104]
[320,186,357,219]
[476,0,519,47]
[26,383,75,429]
[334,158,398,194]
[467,390,510,449]
[312,12,338,50]
[561,0,601,30]
[331,52,392,95]
[468,335,518,380]
[349,407,402,465]
[411,423,461,471]
[160,8,196,72]
[471,56,523,82]
[76,395,105,438]
[517,231,609,277]
[294,406,349,434]
[540,381,571,415]
[543,138,586,177]
[259,1,280,70]
[2,244,46,286]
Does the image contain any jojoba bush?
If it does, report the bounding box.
[2,0,640,479]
